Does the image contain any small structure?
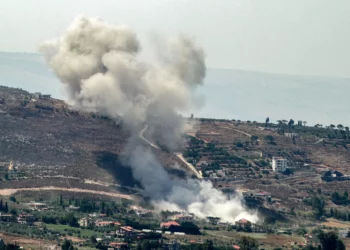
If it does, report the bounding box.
[285,133,299,139]
[233,245,240,250]
[172,213,194,222]
[174,232,185,236]
[339,229,350,238]
[17,213,35,225]
[34,92,51,99]
[67,205,80,211]
[78,217,92,227]
[272,156,288,172]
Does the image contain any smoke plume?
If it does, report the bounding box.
[40,16,258,223]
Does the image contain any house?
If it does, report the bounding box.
[207,216,220,225]
[285,133,299,139]
[243,190,271,201]
[160,221,180,229]
[235,219,252,230]
[233,245,240,250]
[67,205,80,211]
[118,226,135,238]
[28,202,47,210]
[95,220,115,227]
[17,213,35,225]
[272,157,288,172]
[109,242,128,250]
[339,229,350,238]
[0,213,14,222]
[78,217,92,227]
[172,213,194,222]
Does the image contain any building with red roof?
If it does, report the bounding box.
[109,242,128,249]
[235,218,252,230]
[118,226,135,238]
[160,221,180,229]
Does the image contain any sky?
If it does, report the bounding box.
[1,0,350,77]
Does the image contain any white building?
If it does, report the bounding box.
[272,157,288,172]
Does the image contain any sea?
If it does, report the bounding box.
[1,52,349,126]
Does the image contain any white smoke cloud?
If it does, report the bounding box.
[40,16,258,223]
[128,146,258,223]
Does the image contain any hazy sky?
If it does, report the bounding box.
[1,0,350,77]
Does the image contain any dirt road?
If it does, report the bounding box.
[175,153,203,179]
[139,124,159,149]
[0,186,134,200]
[139,125,203,179]
[221,126,252,138]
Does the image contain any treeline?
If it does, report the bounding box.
[329,208,350,222]
[0,199,9,213]
[57,197,125,215]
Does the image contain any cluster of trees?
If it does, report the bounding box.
[61,239,77,250]
[42,213,79,227]
[329,208,350,221]
[331,191,349,205]
[264,135,276,145]
[303,196,325,219]
[57,197,120,215]
[181,240,214,250]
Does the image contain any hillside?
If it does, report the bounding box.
[0,86,190,196]
[184,118,350,224]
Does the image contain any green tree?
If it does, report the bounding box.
[318,231,345,250]
[288,119,295,127]
[345,127,349,139]
[311,196,325,219]
[251,135,259,141]
[64,213,79,227]
[90,236,97,244]
[59,194,63,206]
[337,124,344,131]
[202,240,214,250]
[265,117,269,127]
[238,236,259,250]
[61,239,75,250]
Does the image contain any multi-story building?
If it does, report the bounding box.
[272,157,288,172]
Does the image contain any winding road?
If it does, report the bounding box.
[139,124,203,179]
[0,186,134,200]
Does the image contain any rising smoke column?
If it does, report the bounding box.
[40,16,258,223]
